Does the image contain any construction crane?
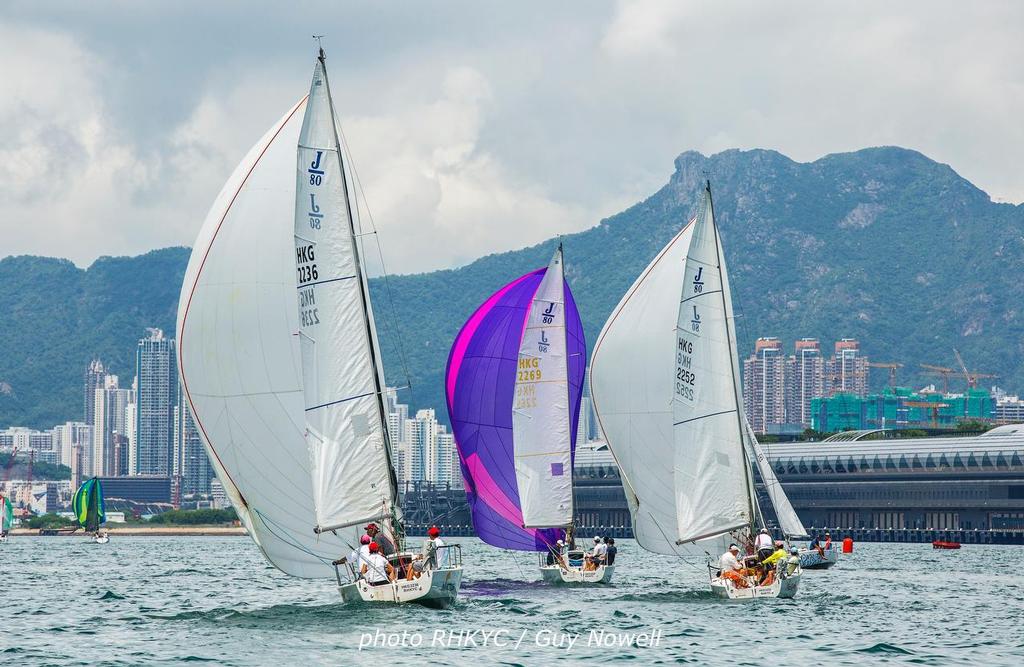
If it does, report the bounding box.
[868,362,903,388]
[904,401,949,428]
[2,446,19,484]
[920,363,957,394]
[952,348,998,389]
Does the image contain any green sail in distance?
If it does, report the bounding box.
[1,495,12,532]
[72,478,105,532]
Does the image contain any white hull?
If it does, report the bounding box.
[93,535,110,544]
[710,570,801,600]
[0,535,7,544]
[799,546,839,569]
[540,564,615,584]
[338,566,462,609]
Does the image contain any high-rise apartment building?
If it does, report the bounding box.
[743,337,787,432]
[135,328,177,476]
[786,338,826,428]
[828,338,868,397]
[53,421,92,469]
[92,374,133,476]
[84,359,105,427]
[174,381,213,496]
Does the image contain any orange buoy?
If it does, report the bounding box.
[842,536,854,553]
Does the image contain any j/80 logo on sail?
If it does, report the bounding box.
[308,151,324,186]
[308,194,323,229]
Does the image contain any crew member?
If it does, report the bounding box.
[754,528,774,561]
[365,522,396,556]
[362,542,396,585]
[333,533,372,577]
[760,541,788,586]
[719,544,748,588]
[786,547,801,575]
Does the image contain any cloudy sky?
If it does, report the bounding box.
[1,1,1021,273]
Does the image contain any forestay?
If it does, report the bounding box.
[672,185,753,544]
[513,247,573,529]
[746,423,807,538]
[294,57,397,533]
[590,219,698,555]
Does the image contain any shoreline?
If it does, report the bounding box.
[10,526,249,537]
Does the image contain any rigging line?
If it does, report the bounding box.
[252,508,334,564]
[680,289,723,305]
[673,408,738,427]
[334,120,415,400]
[647,510,702,570]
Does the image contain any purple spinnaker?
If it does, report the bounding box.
[445,266,586,551]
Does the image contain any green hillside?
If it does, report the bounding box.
[2,147,1021,429]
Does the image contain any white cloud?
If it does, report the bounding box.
[1,3,1023,271]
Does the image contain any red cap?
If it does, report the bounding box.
[364,523,378,532]
[368,542,379,553]
[428,526,440,537]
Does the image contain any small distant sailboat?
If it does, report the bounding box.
[1,493,12,543]
[447,247,608,583]
[590,181,802,600]
[72,478,108,543]
[177,46,461,607]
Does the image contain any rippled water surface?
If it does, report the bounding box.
[2,536,1021,665]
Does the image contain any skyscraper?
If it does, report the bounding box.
[135,328,176,476]
[92,374,133,476]
[743,337,787,432]
[828,338,868,397]
[174,381,213,496]
[84,359,105,426]
[786,338,826,428]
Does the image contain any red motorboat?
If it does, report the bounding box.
[932,540,961,549]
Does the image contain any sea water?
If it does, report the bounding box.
[1,536,1021,665]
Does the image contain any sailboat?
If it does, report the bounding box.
[72,478,108,543]
[446,247,608,583]
[177,47,461,608]
[590,182,802,600]
[1,493,12,543]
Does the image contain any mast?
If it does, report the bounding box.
[559,242,575,537]
[315,47,400,519]
[705,180,757,532]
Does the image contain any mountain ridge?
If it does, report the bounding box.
[2,146,1022,429]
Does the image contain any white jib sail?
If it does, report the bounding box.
[745,422,807,537]
[295,57,396,533]
[590,219,698,555]
[178,97,354,578]
[513,246,573,528]
[672,185,752,544]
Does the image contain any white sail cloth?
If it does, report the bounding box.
[591,220,707,555]
[295,60,396,533]
[672,189,753,544]
[177,98,351,578]
[513,246,573,528]
[746,424,807,538]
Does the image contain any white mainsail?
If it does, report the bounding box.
[672,184,753,544]
[177,97,350,578]
[513,246,573,528]
[295,55,397,533]
[746,423,807,538]
[590,218,701,555]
